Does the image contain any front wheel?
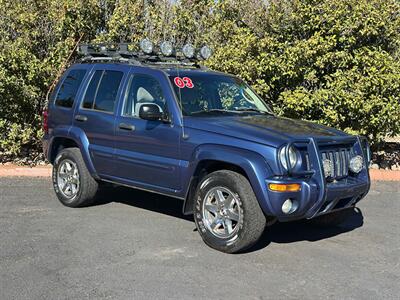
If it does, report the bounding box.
[194,170,266,253]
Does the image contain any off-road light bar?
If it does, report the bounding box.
[77,40,212,66]
[139,38,212,60]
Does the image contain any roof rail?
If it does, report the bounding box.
[77,43,205,69]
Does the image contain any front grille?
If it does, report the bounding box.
[321,148,351,178]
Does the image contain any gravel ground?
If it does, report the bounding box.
[0,178,399,299]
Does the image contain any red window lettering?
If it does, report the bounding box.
[174,77,194,88]
[183,77,194,88]
[174,77,185,88]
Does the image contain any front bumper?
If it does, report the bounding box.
[265,176,369,222]
[264,136,370,222]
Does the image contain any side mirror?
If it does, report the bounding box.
[138,103,163,121]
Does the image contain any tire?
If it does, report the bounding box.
[193,170,266,253]
[309,207,354,226]
[52,147,99,207]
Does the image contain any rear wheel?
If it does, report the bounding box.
[194,170,266,253]
[310,207,354,226]
[52,147,99,207]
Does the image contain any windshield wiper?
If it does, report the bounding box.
[190,109,235,115]
[234,107,272,114]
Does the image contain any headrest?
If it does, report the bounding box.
[137,87,154,103]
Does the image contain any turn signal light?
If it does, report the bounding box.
[268,183,301,192]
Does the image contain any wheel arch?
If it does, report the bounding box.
[182,144,274,216]
[48,126,99,179]
[48,137,79,163]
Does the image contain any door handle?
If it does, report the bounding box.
[119,123,135,131]
[75,114,88,122]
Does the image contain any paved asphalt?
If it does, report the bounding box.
[0,178,399,300]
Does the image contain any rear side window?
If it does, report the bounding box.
[82,71,102,109]
[82,70,123,113]
[55,69,86,108]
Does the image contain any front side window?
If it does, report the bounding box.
[169,74,273,116]
[123,74,166,117]
[82,70,123,113]
[55,69,86,108]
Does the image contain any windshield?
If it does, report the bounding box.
[169,74,273,116]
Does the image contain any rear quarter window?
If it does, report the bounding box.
[55,69,87,108]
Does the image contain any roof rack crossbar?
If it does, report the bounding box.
[76,43,205,69]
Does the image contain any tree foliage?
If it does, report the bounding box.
[0,0,399,159]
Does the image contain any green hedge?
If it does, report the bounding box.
[0,0,399,160]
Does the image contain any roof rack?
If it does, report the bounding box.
[77,43,206,69]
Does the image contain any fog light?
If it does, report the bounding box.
[349,155,363,173]
[282,199,293,214]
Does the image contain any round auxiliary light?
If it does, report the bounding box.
[160,41,174,56]
[282,199,293,214]
[322,158,334,178]
[140,38,153,54]
[349,155,363,173]
[182,44,195,58]
[99,45,107,52]
[279,145,298,170]
[200,45,212,60]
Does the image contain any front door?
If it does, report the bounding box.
[112,70,182,192]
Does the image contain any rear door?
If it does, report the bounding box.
[112,68,182,192]
[73,64,129,176]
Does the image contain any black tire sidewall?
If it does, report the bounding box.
[194,171,263,253]
[52,149,85,207]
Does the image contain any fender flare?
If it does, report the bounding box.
[67,126,99,179]
[182,144,275,216]
[48,126,99,179]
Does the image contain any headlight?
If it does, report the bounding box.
[349,155,363,173]
[160,41,173,56]
[279,145,299,170]
[140,38,153,54]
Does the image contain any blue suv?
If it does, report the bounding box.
[43,43,371,253]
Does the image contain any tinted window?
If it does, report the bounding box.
[123,74,166,117]
[55,69,86,108]
[82,70,102,109]
[49,79,62,103]
[82,70,123,112]
[94,70,123,112]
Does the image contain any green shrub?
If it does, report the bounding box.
[0,0,399,161]
[0,119,43,159]
[205,0,400,147]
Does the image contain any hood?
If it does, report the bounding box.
[184,114,350,147]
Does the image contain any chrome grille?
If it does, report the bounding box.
[321,148,351,178]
